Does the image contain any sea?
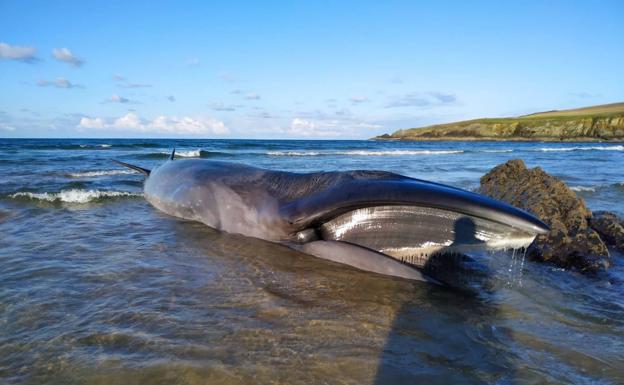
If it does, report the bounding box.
[1,138,623,384]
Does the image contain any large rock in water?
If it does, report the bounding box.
[590,211,624,253]
[478,159,610,272]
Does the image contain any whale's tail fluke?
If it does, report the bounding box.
[112,160,151,176]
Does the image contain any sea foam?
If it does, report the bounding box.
[169,149,201,157]
[10,189,142,203]
[68,170,138,178]
[570,185,597,192]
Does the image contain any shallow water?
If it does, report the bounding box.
[1,139,623,384]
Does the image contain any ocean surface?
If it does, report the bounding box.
[1,138,623,384]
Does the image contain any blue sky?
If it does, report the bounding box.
[1,1,623,138]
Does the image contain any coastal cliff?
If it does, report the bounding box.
[376,102,624,142]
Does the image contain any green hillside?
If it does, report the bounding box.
[376,102,624,141]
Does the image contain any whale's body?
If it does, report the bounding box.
[117,157,549,283]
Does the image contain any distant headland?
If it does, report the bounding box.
[374,102,624,142]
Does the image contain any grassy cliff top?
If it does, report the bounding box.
[376,102,624,141]
[518,102,624,119]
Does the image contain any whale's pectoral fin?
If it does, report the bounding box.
[298,240,441,284]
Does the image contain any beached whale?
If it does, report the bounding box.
[115,151,549,283]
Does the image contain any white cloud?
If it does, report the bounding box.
[282,110,382,137]
[0,42,37,62]
[209,101,238,111]
[106,94,130,103]
[219,72,235,82]
[52,48,83,67]
[186,58,200,66]
[78,113,228,135]
[282,118,345,137]
[245,92,260,100]
[385,92,457,108]
[78,117,105,129]
[349,96,369,105]
[113,113,142,129]
[0,122,16,131]
[167,95,176,102]
[101,93,140,104]
[37,77,83,89]
[113,74,152,88]
[121,82,152,88]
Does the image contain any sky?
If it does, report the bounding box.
[1,0,623,139]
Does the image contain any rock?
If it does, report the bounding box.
[478,159,610,272]
[590,211,624,252]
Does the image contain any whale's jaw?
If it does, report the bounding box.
[315,205,538,269]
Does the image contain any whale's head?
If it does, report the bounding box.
[282,176,549,269]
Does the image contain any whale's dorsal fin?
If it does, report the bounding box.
[170,148,176,160]
[112,160,151,176]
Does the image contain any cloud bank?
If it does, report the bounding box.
[78,112,228,135]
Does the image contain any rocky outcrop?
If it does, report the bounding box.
[590,211,624,253]
[478,159,610,272]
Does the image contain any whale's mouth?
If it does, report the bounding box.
[313,205,538,269]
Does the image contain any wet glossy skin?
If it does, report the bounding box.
[141,158,548,280]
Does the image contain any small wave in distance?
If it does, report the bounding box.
[267,149,464,157]
[536,145,624,152]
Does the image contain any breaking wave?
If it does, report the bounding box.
[570,185,596,192]
[9,189,142,203]
[570,182,624,193]
[68,170,138,178]
[536,145,624,152]
[267,150,464,156]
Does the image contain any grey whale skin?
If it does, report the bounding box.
[116,156,549,283]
